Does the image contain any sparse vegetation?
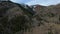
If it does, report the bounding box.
[0,1,60,34]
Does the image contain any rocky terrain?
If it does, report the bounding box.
[0,1,60,34]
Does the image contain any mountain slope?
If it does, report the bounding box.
[0,1,60,34]
[0,1,35,34]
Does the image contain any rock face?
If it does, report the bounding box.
[0,1,60,34]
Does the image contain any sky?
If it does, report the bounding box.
[11,0,60,6]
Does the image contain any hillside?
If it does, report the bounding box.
[0,1,60,34]
[0,1,35,34]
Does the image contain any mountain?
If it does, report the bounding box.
[0,1,35,34]
[28,4,60,34]
[0,1,60,34]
